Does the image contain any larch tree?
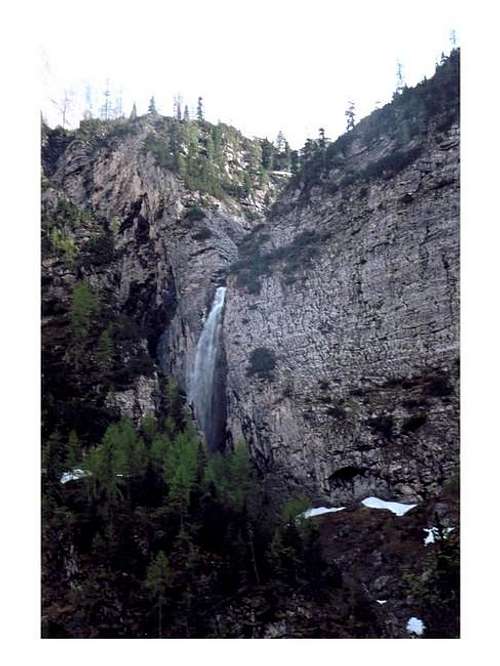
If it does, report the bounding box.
[145,551,172,637]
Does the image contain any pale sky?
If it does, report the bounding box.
[39,0,460,148]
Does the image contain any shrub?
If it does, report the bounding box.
[192,226,212,241]
[232,228,326,294]
[367,414,393,439]
[50,227,77,264]
[246,347,276,381]
[70,281,99,339]
[426,375,454,397]
[183,205,205,222]
[401,413,428,433]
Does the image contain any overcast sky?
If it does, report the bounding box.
[39,0,459,148]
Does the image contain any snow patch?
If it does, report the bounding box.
[376,600,388,605]
[361,496,417,516]
[302,506,346,519]
[406,616,425,636]
[423,526,455,545]
[60,468,88,484]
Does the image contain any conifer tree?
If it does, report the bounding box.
[318,127,326,150]
[345,100,356,131]
[101,80,112,121]
[148,96,157,114]
[96,325,114,371]
[275,131,286,152]
[261,138,274,170]
[145,551,172,637]
[130,102,137,120]
[197,96,204,122]
[183,104,190,121]
[174,94,183,121]
[70,281,99,339]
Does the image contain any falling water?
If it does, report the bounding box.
[189,286,227,450]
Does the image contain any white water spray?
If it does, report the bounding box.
[189,286,227,449]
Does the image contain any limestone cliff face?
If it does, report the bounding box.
[42,115,284,441]
[42,53,459,506]
[224,57,459,503]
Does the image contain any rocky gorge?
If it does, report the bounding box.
[41,50,459,638]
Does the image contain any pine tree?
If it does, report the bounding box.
[130,102,137,121]
[261,138,274,170]
[145,551,172,637]
[183,104,190,121]
[301,138,316,162]
[148,96,157,114]
[318,127,326,150]
[96,325,114,371]
[345,100,356,131]
[174,94,183,121]
[275,131,286,153]
[197,96,204,122]
[70,281,99,339]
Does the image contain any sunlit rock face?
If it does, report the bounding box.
[42,54,459,507]
[224,61,459,504]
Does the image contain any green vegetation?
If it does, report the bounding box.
[42,197,95,264]
[289,49,459,197]
[183,205,205,222]
[70,281,99,339]
[402,522,459,637]
[232,228,327,294]
[401,412,428,433]
[142,119,290,202]
[50,227,77,264]
[42,402,340,638]
[246,347,277,381]
[96,325,114,371]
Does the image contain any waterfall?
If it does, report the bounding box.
[189,286,227,450]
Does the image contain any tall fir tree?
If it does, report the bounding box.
[197,96,204,122]
[148,96,157,114]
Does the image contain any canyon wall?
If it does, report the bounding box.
[42,52,459,506]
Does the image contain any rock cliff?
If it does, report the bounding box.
[225,53,459,503]
[42,114,285,443]
[42,51,459,508]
